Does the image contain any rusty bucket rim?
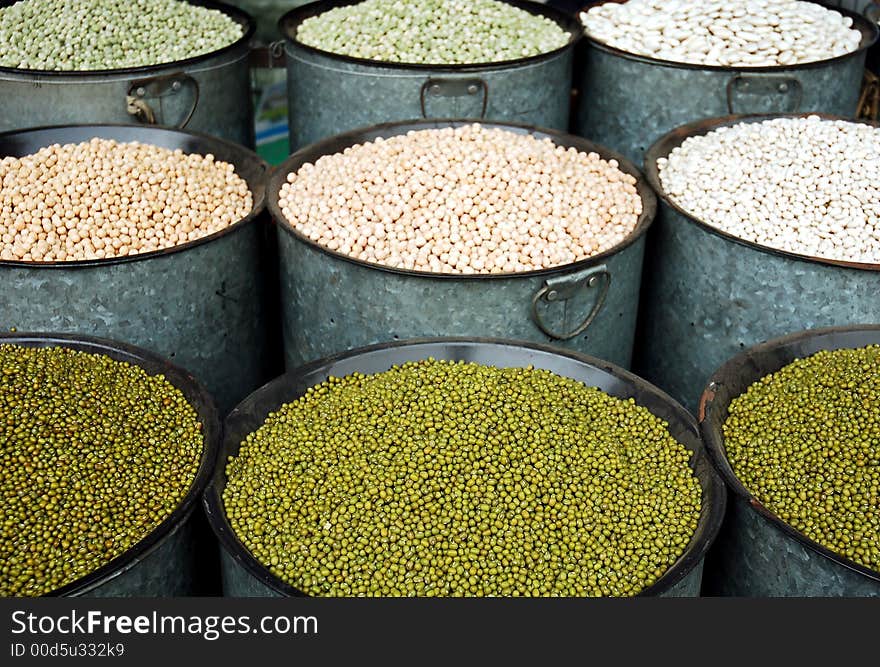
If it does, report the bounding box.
[279,0,582,72]
[698,324,880,585]
[0,122,268,270]
[644,111,880,273]
[267,118,657,282]
[578,1,878,74]
[204,336,727,598]
[0,331,221,597]
[0,0,255,78]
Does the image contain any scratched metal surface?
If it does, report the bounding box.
[704,497,880,596]
[0,124,277,415]
[0,223,274,415]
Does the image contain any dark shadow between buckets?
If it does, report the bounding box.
[0,332,221,597]
[204,337,726,597]
[699,325,880,596]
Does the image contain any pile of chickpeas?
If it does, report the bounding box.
[0,138,252,262]
[279,124,643,275]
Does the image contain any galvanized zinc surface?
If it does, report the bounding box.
[575,35,870,164]
[637,201,880,412]
[277,232,646,371]
[704,498,880,596]
[74,520,199,597]
[0,40,255,146]
[0,223,273,415]
[285,44,575,150]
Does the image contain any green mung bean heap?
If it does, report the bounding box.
[224,360,702,597]
[0,345,204,596]
[295,0,570,65]
[724,346,880,573]
[0,0,244,71]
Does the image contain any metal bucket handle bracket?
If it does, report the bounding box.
[726,74,803,114]
[126,72,200,129]
[420,78,489,119]
[531,264,611,341]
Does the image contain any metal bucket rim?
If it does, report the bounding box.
[0,123,268,270]
[0,0,255,77]
[268,118,657,281]
[698,324,880,584]
[0,331,222,597]
[578,1,878,73]
[204,336,727,598]
[278,0,582,72]
[644,112,880,273]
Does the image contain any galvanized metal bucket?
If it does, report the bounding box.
[637,113,880,412]
[0,124,277,414]
[268,119,657,371]
[0,332,221,597]
[574,1,878,164]
[699,325,880,597]
[204,338,726,597]
[0,0,256,147]
[279,0,581,150]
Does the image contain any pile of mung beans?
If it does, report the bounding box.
[278,124,643,274]
[295,0,570,65]
[223,359,702,597]
[0,138,252,262]
[723,346,880,573]
[657,116,880,265]
[0,345,204,596]
[581,0,861,67]
[0,0,244,71]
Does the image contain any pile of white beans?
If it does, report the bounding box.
[580,0,862,67]
[278,124,643,275]
[657,116,880,265]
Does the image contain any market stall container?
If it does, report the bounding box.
[280,0,581,149]
[0,0,256,146]
[0,332,220,597]
[0,123,275,414]
[205,338,726,597]
[638,113,880,411]
[574,1,877,164]
[699,325,880,596]
[268,119,656,370]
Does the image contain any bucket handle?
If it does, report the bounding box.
[126,72,200,129]
[531,265,610,341]
[420,78,489,119]
[726,74,803,114]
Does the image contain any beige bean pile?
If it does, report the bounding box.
[580,0,862,67]
[278,125,643,274]
[0,138,252,262]
[657,116,880,265]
